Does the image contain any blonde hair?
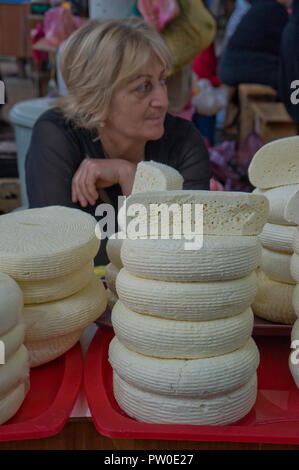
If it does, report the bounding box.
[56,18,173,133]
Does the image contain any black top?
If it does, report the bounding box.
[218,0,288,90]
[279,0,299,124]
[25,107,211,264]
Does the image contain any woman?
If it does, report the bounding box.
[25,19,211,263]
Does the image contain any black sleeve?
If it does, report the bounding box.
[25,119,83,209]
[175,124,212,190]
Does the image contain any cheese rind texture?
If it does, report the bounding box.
[107,288,118,310]
[248,137,299,189]
[105,263,119,295]
[24,275,107,341]
[0,206,100,280]
[131,161,184,193]
[261,247,295,284]
[291,254,299,283]
[0,273,23,336]
[116,268,258,321]
[252,269,296,324]
[0,323,26,362]
[111,301,254,359]
[120,236,261,281]
[259,223,296,254]
[106,234,124,269]
[284,188,299,225]
[113,372,257,425]
[118,190,269,236]
[293,229,299,255]
[26,329,82,367]
[0,383,27,426]
[109,336,259,397]
[292,285,299,318]
[0,345,30,399]
[253,186,299,226]
[19,261,95,304]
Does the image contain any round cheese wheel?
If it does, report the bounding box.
[120,236,261,281]
[0,382,27,425]
[259,223,296,254]
[253,186,299,226]
[116,268,257,321]
[105,263,119,295]
[107,288,118,310]
[113,372,257,425]
[0,206,100,280]
[109,336,259,397]
[24,275,107,341]
[106,234,124,269]
[0,345,30,398]
[261,247,295,284]
[0,273,23,336]
[0,323,26,363]
[112,301,254,359]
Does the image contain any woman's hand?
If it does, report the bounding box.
[72,158,137,207]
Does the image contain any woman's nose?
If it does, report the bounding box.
[151,84,168,108]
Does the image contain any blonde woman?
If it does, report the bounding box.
[25,18,211,263]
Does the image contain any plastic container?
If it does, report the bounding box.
[9,98,54,209]
[85,329,299,445]
[0,342,83,441]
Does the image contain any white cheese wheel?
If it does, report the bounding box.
[0,323,26,363]
[0,345,30,399]
[132,161,183,193]
[19,261,95,304]
[120,236,261,281]
[284,188,299,225]
[0,273,23,336]
[113,372,257,425]
[112,302,254,359]
[292,284,299,318]
[252,269,296,324]
[248,137,299,189]
[259,223,296,254]
[261,247,295,284]
[109,336,259,397]
[0,382,27,426]
[253,186,299,226]
[291,254,299,283]
[291,318,299,341]
[24,275,107,341]
[293,229,299,255]
[105,263,119,295]
[106,233,124,269]
[0,206,100,280]
[107,288,118,310]
[116,268,257,321]
[26,329,83,367]
[118,190,269,236]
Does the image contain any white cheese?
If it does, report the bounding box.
[0,382,27,425]
[293,229,299,255]
[0,273,23,336]
[132,161,184,193]
[0,345,29,399]
[107,288,118,310]
[0,206,100,280]
[291,254,299,283]
[120,236,261,281]
[116,268,258,321]
[18,261,95,304]
[248,136,299,189]
[0,323,26,363]
[252,268,296,324]
[284,188,299,225]
[106,233,124,269]
[253,186,299,226]
[118,190,269,236]
[109,336,259,397]
[113,371,257,425]
[24,275,107,341]
[259,223,296,254]
[25,329,82,368]
[111,301,254,359]
[291,284,299,318]
[261,247,295,284]
[105,263,119,295]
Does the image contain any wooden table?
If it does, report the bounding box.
[252,102,298,144]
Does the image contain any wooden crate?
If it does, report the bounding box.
[0,178,22,214]
[252,102,298,144]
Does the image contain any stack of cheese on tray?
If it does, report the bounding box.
[105,161,184,310]
[249,137,299,324]
[0,273,30,424]
[109,183,269,425]
[0,206,107,367]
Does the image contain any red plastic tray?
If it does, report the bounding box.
[85,329,299,445]
[0,342,83,441]
[253,315,292,336]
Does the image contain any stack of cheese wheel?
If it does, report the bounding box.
[109,189,269,425]
[105,161,184,310]
[0,206,107,367]
[0,273,30,424]
[249,137,299,324]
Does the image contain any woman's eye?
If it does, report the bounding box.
[137,82,152,93]
[160,77,168,86]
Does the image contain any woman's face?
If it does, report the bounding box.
[105,55,169,143]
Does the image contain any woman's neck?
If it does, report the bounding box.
[99,129,146,164]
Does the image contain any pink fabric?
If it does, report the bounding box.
[170,100,195,121]
[44,6,83,48]
[138,0,180,31]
